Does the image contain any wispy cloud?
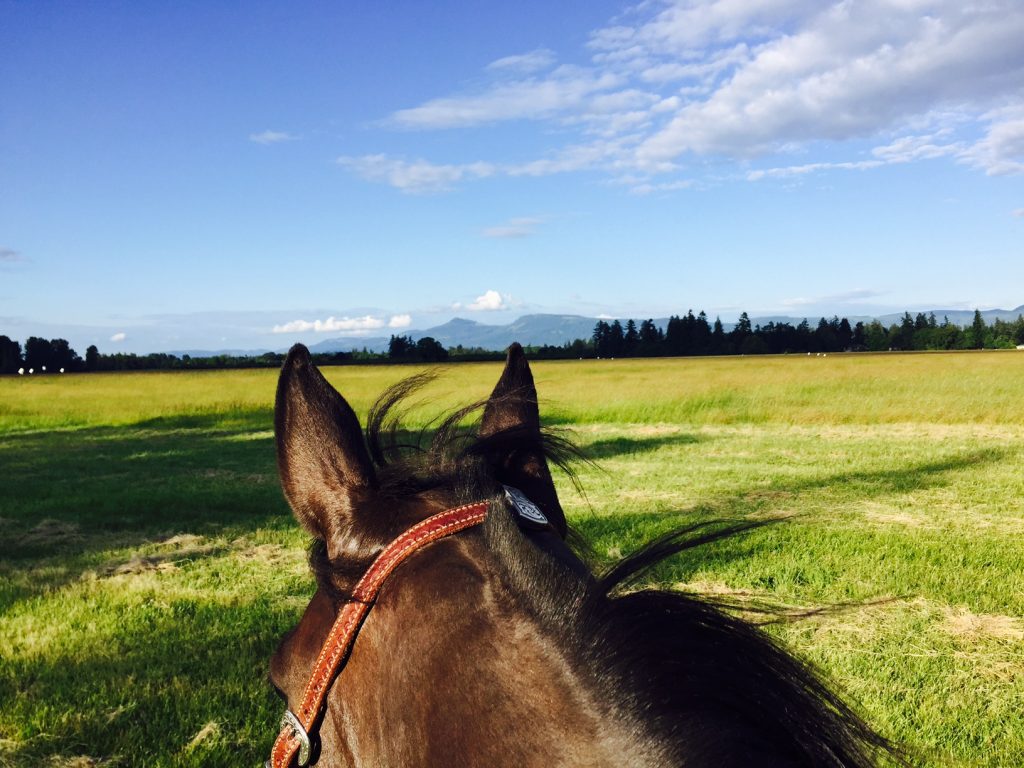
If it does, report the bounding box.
[337,155,495,194]
[271,314,410,334]
[958,106,1024,176]
[781,289,888,308]
[343,1,1024,191]
[482,216,544,239]
[486,48,556,74]
[110,332,127,342]
[249,130,298,145]
[389,67,624,129]
[0,247,23,262]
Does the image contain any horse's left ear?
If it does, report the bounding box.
[480,343,567,537]
[274,344,377,560]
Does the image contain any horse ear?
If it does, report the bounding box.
[480,342,567,537]
[274,344,376,558]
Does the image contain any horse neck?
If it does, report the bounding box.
[315,536,664,768]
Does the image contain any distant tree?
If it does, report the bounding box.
[388,334,415,359]
[607,320,625,357]
[592,321,611,357]
[739,334,769,355]
[970,309,987,349]
[638,319,661,356]
[48,339,81,371]
[890,312,915,350]
[0,335,22,373]
[852,321,866,351]
[415,336,448,362]
[814,318,839,352]
[24,337,52,371]
[85,345,100,371]
[624,319,639,356]
[729,312,752,351]
[837,318,853,351]
[711,317,727,354]
[864,320,889,352]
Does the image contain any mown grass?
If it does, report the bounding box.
[2,351,1024,766]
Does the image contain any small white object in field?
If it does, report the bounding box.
[18,368,24,375]
[41,366,46,371]
[60,368,65,373]
[28,368,34,374]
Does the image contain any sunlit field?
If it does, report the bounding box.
[3,351,1024,766]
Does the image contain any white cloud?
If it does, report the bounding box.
[337,155,495,193]
[344,0,1024,191]
[635,1,1024,162]
[272,315,388,334]
[249,130,297,145]
[110,332,126,342]
[482,216,544,238]
[1013,208,1024,218]
[388,314,412,328]
[486,48,556,74]
[466,290,507,311]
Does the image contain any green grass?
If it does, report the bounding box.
[2,351,1024,766]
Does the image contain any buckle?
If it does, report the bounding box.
[280,709,312,767]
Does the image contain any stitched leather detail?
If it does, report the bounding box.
[269,501,490,768]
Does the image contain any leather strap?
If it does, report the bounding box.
[269,500,490,768]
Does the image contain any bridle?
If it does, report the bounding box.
[266,500,490,768]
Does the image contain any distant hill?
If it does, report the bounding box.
[307,314,608,354]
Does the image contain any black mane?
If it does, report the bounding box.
[315,375,901,767]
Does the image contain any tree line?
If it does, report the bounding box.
[590,310,1024,358]
[3,310,1023,375]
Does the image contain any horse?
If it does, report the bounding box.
[266,343,897,767]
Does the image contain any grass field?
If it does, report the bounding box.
[2,352,1024,766]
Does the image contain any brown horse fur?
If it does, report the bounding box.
[269,343,900,767]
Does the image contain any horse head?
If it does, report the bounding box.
[267,344,895,767]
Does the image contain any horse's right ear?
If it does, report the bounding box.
[274,344,376,558]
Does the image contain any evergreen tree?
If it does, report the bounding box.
[624,319,639,356]
[970,309,987,349]
[711,317,726,354]
[388,334,415,359]
[607,320,625,357]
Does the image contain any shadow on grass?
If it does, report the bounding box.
[568,446,1011,580]
[584,432,701,459]
[0,418,290,610]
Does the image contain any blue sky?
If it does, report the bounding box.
[1,0,1022,353]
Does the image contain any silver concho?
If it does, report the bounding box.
[503,485,549,526]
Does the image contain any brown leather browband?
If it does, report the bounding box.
[268,500,491,768]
